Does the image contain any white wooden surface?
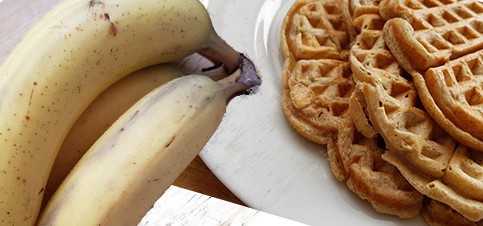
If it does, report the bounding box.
[140,186,307,226]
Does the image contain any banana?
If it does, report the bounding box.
[37,64,260,226]
[42,64,183,209]
[0,0,243,224]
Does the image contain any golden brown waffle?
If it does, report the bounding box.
[424,51,483,139]
[281,0,356,61]
[280,0,357,146]
[379,1,483,217]
[349,9,457,181]
[281,59,353,145]
[348,13,417,140]
[421,200,483,226]
[383,145,483,222]
[282,0,483,224]
[380,0,483,151]
[380,0,483,71]
[327,128,424,218]
[280,0,423,218]
[349,0,381,18]
[281,58,423,218]
[349,7,483,223]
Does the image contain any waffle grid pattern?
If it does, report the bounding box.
[281,0,424,219]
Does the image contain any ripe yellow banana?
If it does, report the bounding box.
[0,0,243,224]
[37,65,260,226]
[42,64,183,208]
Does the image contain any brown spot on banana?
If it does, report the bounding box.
[88,0,117,36]
[89,0,105,8]
[165,136,176,148]
[109,22,118,36]
[130,110,140,121]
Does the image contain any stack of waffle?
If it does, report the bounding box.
[280,0,482,225]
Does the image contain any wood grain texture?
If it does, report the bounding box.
[174,156,246,206]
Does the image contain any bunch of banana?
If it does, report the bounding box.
[0,0,261,225]
[37,66,258,226]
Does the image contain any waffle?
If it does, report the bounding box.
[350,17,482,226]
[423,51,483,141]
[348,5,483,223]
[348,13,418,140]
[380,0,483,151]
[383,145,483,222]
[327,127,424,218]
[281,0,356,61]
[349,0,381,18]
[280,0,423,218]
[380,0,483,71]
[350,13,457,180]
[280,0,356,145]
[421,200,483,226]
[281,59,353,146]
[281,58,423,218]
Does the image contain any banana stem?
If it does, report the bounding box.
[217,54,261,100]
[198,30,241,74]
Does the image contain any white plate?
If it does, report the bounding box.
[200,0,425,225]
